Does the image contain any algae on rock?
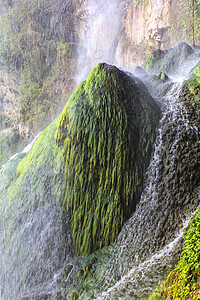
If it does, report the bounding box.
[185,61,200,107]
[143,42,194,75]
[56,63,160,256]
[160,207,200,300]
[0,117,73,299]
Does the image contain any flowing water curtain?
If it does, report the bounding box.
[172,0,200,46]
[76,0,122,84]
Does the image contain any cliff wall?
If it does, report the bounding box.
[0,0,197,162]
[115,0,180,69]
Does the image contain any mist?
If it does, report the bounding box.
[76,0,123,85]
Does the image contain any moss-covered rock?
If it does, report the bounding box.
[143,42,194,75]
[78,256,98,281]
[157,72,170,81]
[143,49,166,73]
[185,61,200,107]
[162,207,200,300]
[0,117,73,299]
[56,63,160,256]
[145,208,200,300]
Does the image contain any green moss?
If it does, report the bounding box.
[143,49,166,72]
[56,63,160,256]
[17,117,61,176]
[163,207,200,299]
[78,257,98,282]
[157,72,169,81]
[146,284,164,300]
[185,62,200,107]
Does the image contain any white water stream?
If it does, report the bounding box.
[98,207,199,300]
[92,68,200,299]
[76,0,122,84]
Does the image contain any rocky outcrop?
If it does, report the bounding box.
[56,63,161,255]
[115,0,180,70]
[143,42,194,74]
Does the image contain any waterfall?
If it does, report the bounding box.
[0,58,199,300]
[76,0,122,84]
[0,121,74,300]
[88,70,200,299]
[0,0,199,298]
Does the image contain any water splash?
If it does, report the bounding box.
[0,125,73,300]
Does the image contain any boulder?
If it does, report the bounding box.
[157,72,170,81]
[143,42,194,75]
[142,49,166,73]
[56,63,161,255]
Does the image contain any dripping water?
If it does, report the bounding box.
[91,70,200,299]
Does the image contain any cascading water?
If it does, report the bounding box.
[0,0,200,299]
[97,208,198,300]
[82,64,200,299]
[0,122,74,299]
[76,0,122,84]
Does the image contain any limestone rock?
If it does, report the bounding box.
[56,63,161,255]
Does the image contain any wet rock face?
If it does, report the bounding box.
[115,0,178,69]
[56,63,161,256]
[150,88,200,249]
[142,49,167,73]
[0,119,73,300]
[143,42,194,74]
[0,70,20,120]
